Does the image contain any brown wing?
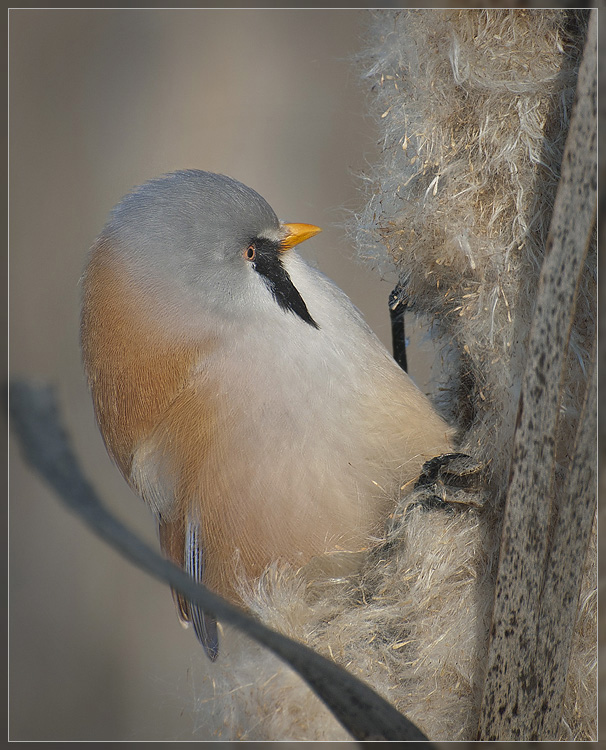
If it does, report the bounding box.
[82,239,220,658]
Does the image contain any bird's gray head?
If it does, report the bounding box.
[100,170,320,328]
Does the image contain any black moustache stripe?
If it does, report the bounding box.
[252,245,319,329]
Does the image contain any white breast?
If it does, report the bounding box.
[130,249,453,593]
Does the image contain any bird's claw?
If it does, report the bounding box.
[413,452,488,511]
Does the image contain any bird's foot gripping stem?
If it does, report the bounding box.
[412,452,488,511]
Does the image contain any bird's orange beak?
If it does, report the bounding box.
[279,223,322,252]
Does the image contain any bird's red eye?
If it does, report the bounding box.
[245,244,256,261]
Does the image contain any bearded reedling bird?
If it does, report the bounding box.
[80,170,453,660]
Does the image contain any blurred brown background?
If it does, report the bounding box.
[9,9,438,741]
